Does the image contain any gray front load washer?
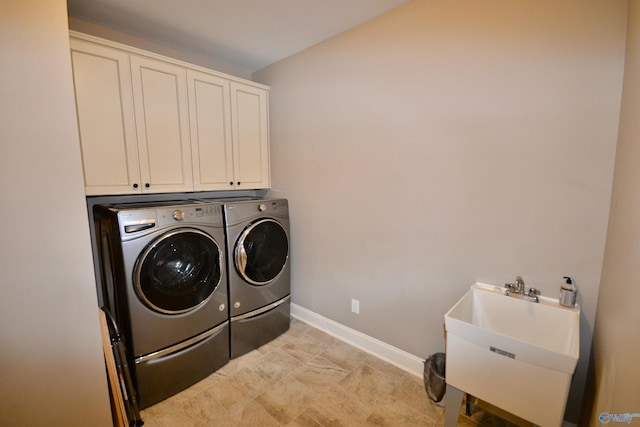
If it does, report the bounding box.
[223,198,291,358]
[93,200,229,408]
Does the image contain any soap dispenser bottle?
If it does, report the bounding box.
[560,276,577,307]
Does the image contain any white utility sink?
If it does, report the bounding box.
[444,282,580,427]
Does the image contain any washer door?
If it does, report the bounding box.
[235,219,289,286]
[135,229,222,314]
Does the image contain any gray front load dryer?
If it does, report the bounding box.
[94,201,229,408]
[223,198,291,358]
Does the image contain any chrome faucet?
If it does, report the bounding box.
[505,276,540,302]
[514,276,525,294]
[505,276,525,294]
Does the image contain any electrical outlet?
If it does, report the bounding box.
[351,299,360,314]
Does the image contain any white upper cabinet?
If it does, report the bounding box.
[187,70,234,191]
[70,32,270,196]
[130,55,193,193]
[230,82,270,190]
[70,39,140,195]
[187,71,270,191]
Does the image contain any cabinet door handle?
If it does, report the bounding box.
[237,182,241,185]
[133,183,139,189]
[145,183,150,188]
[229,181,234,186]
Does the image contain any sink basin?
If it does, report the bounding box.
[444,282,579,426]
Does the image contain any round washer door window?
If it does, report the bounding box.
[235,219,288,285]
[135,229,222,314]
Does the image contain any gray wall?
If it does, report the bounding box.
[254,0,627,422]
[590,1,640,424]
[0,1,111,425]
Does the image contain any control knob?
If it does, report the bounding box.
[258,203,268,212]
[172,210,185,221]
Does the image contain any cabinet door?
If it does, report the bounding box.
[130,55,193,193]
[230,82,270,189]
[187,70,234,191]
[70,39,140,195]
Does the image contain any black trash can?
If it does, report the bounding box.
[423,352,446,404]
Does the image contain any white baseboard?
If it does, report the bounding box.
[291,303,425,378]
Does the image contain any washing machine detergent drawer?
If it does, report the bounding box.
[134,321,230,409]
[231,296,290,359]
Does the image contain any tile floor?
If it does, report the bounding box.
[139,318,530,426]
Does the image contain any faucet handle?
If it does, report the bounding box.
[528,288,541,297]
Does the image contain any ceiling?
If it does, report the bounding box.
[67,0,411,74]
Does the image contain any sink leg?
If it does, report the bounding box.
[444,384,464,427]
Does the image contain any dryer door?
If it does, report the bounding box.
[234,219,289,285]
[135,228,222,314]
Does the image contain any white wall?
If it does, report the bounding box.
[254,0,627,422]
[0,1,111,426]
[590,1,640,424]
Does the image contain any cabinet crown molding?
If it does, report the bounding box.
[69,30,270,91]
